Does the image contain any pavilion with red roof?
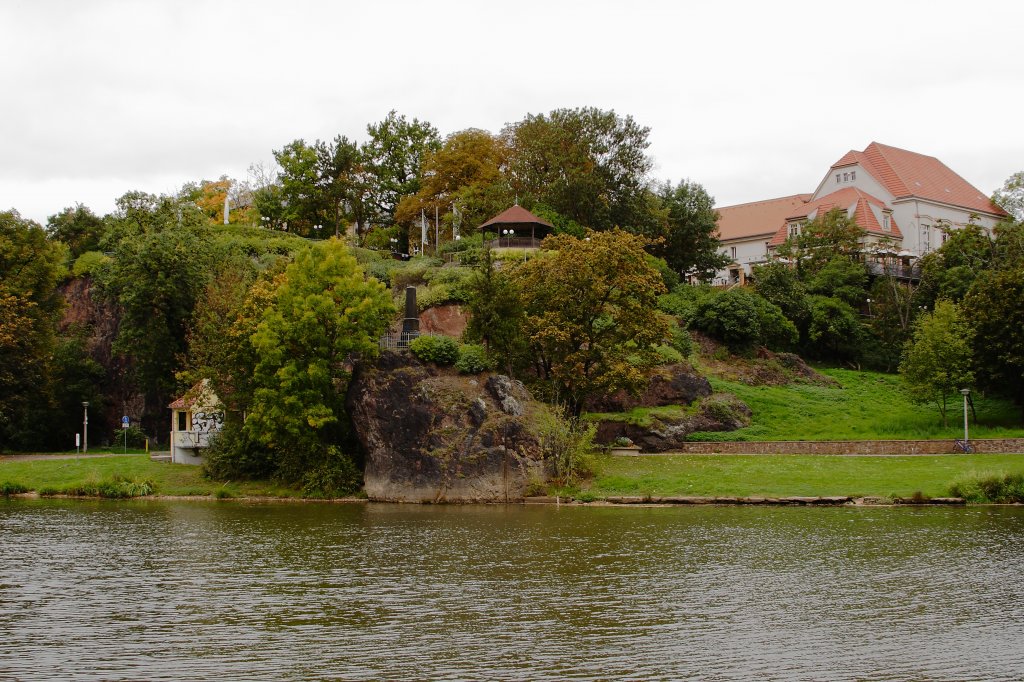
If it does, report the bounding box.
[478,204,555,250]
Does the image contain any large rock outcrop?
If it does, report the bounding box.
[595,393,752,452]
[346,352,547,503]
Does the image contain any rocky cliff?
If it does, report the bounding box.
[346,352,547,503]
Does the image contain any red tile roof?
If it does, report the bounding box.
[832,142,1006,217]
[716,194,812,241]
[769,187,902,246]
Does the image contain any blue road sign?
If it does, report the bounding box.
[122,416,130,427]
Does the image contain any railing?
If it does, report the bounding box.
[484,237,543,250]
[378,330,422,351]
[867,262,922,281]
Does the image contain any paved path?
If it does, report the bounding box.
[0,452,167,462]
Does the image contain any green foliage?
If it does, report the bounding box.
[113,425,148,448]
[71,250,111,278]
[806,295,863,361]
[657,284,715,323]
[455,344,493,374]
[363,110,442,227]
[536,405,597,487]
[668,322,694,357]
[962,266,1024,409]
[646,254,681,291]
[807,256,868,307]
[516,230,671,416]
[899,300,974,426]
[62,474,155,498]
[463,248,528,373]
[0,481,29,496]
[503,107,655,233]
[950,472,1024,503]
[650,179,729,279]
[409,335,460,365]
[245,239,394,483]
[992,170,1024,222]
[202,422,276,481]
[776,207,866,277]
[654,344,685,365]
[692,287,797,354]
[300,446,362,498]
[0,210,67,450]
[46,203,105,257]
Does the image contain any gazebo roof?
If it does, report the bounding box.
[478,205,555,231]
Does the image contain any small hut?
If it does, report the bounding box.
[479,205,554,250]
[168,379,223,465]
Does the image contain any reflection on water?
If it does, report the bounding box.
[1,500,1023,681]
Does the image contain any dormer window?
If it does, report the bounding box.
[789,222,801,239]
[882,213,891,231]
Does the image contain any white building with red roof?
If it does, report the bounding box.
[713,142,1008,283]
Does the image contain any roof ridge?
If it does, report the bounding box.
[715,193,811,211]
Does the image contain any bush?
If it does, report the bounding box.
[202,422,276,481]
[536,406,598,486]
[693,288,797,354]
[63,475,154,498]
[409,335,460,365]
[113,425,148,448]
[668,323,693,357]
[950,472,1024,503]
[654,344,684,365]
[0,481,29,496]
[301,447,361,498]
[71,251,111,278]
[455,344,493,374]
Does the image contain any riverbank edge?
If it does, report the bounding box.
[3,491,1005,507]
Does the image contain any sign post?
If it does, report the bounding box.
[122,416,130,453]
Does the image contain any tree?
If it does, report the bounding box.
[993,171,1024,222]
[806,295,863,363]
[102,218,214,435]
[245,239,395,482]
[900,300,974,426]
[514,229,670,416]
[962,266,1024,413]
[915,221,994,307]
[776,207,865,278]
[0,210,67,449]
[394,128,511,246]
[46,204,105,257]
[752,261,810,333]
[503,107,655,232]
[651,179,729,280]
[362,110,441,227]
[807,256,868,307]
[463,247,526,374]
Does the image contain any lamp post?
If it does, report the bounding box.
[260,216,271,230]
[82,401,89,454]
[866,297,873,316]
[960,388,970,451]
[313,224,323,240]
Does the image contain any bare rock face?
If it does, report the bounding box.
[418,304,468,338]
[595,394,752,452]
[585,363,712,413]
[346,352,546,503]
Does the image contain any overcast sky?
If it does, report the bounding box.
[2,0,1021,225]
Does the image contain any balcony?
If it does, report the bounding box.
[172,430,214,449]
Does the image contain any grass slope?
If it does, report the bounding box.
[589,453,1024,499]
[0,455,303,499]
[693,368,1024,441]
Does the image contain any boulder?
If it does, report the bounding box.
[585,363,712,412]
[595,393,751,452]
[346,352,547,502]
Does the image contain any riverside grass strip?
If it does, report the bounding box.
[588,453,1024,500]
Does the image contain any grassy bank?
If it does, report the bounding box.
[587,453,1024,500]
[0,455,304,499]
[690,368,1024,441]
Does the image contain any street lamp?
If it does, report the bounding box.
[260,216,271,230]
[313,224,323,239]
[82,401,89,454]
[866,298,873,316]
[502,228,513,247]
[960,388,971,451]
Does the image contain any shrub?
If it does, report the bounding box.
[536,406,598,486]
[72,251,111,278]
[950,472,1024,503]
[301,447,361,498]
[668,322,694,357]
[654,344,684,365]
[202,422,276,481]
[409,335,460,365]
[0,481,29,496]
[63,475,154,498]
[113,425,148,448]
[455,344,493,374]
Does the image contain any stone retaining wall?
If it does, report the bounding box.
[667,438,1024,455]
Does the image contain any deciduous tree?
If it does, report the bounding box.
[900,300,974,426]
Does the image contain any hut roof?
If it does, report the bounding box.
[479,205,555,231]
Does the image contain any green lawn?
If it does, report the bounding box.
[692,368,1024,441]
[588,452,1024,499]
[0,455,304,499]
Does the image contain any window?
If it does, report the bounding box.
[883,214,891,231]
[177,411,188,432]
[765,241,770,255]
[730,246,737,259]
[850,170,856,181]
[836,174,841,184]
[921,224,931,252]
[843,172,849,182]
[789,222,801,239]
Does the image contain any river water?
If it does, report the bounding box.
[1,500,1023,681]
